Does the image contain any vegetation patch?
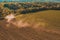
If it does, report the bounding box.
[16,10,60,29]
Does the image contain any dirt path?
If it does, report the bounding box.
[0,20,60,40]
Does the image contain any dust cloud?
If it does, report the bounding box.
[5,14,48,29]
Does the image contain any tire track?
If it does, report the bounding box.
[0,20,60,40]
[0,26,15,40]
[0,21,29,40]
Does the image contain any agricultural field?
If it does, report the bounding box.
[0,10,60,40]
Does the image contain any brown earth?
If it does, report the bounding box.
[0,20,60,40]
